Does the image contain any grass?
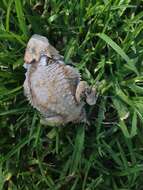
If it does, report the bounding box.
[0,0,143,189]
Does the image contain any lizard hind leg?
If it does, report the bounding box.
[75,81,96,105]
[85,86,97,105]
[40,115,64,126]
[75,81,88,104]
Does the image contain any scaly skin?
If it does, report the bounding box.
[23,34,96,126]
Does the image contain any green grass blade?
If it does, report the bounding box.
[98,33,130,63]
[6,0,14,32]
[14,0,27,35]
[130,111,137,137]
[1,134,35,163]
[0,108,29,116]
[69,126,85,174]
[0,165,4,190]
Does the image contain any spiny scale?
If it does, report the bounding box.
[24,58,84,124]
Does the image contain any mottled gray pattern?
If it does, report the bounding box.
[23,34,96,126]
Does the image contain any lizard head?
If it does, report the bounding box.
[24,34,59,67]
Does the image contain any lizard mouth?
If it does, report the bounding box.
[24,58,36,65]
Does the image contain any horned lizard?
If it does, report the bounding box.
[23,34,96,126]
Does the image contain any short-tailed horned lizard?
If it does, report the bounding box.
[23,34,96,126]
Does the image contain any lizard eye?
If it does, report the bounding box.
[27,47,36,54]
[30,59,36,64]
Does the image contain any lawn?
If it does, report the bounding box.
[0,0,143,189]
